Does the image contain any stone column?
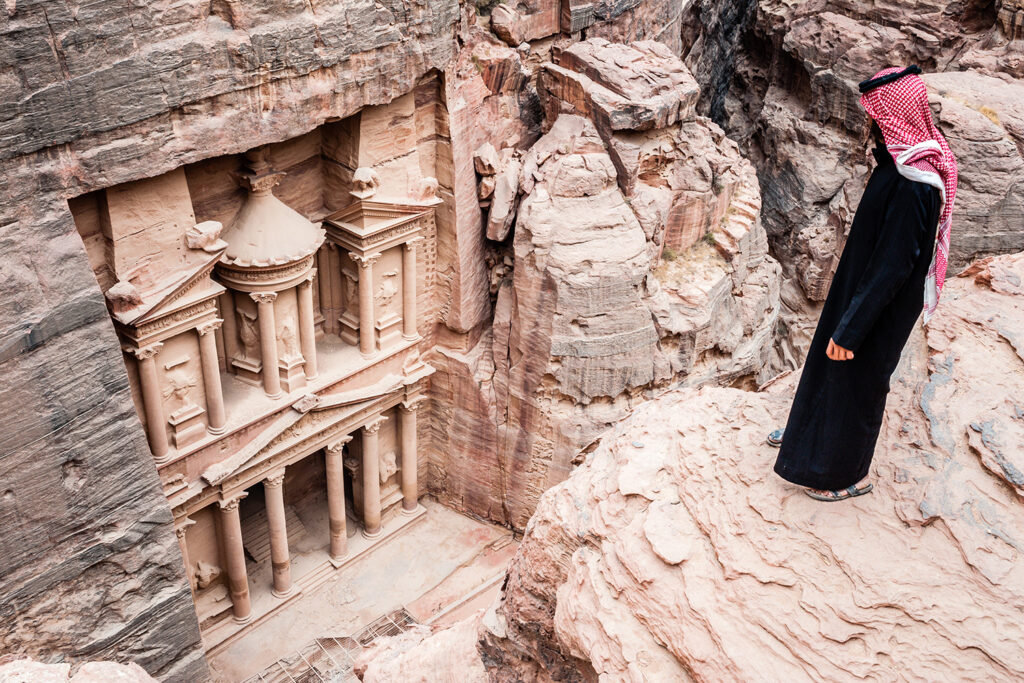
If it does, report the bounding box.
[129,343,169,463]
[197,320,227,434]
[217,493,252,624]
[263,470,293,598]
[317,247,333,334]
[175,518,196,593]
[399,398,424,513]
[325,436,352,561]
[251,292,282,398]
[361,415,387,538]
[297,272,318,380]
[350,252,381,358]
[402,237,422,341]
[327,243,343,335]
[220,293,240,367]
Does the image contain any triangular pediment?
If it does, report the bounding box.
[118,251,226,327]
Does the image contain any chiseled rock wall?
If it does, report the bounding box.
[681,0,1024,368]
[0,1,460,679]
[360,249,1024,681]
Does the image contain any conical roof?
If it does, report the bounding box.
[221,189,325,267]
[220,148,325,268]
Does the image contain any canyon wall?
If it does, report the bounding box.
[0,1,459,679]
[359,248,1024,681]
[681,0,1024,365]
[427,33,781,530]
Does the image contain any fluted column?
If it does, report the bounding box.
[402,237,422,341]
[399,398,424,513]
[197,320,227,434]
[263,470,293,598]
[350,252,381,358]
[129,343,169,462]
[175,518,196,593]
[325,436,352,561]
[251,292,281,398]
[217,493,252,624]
[297,272,318,380]
[361,415,387,538]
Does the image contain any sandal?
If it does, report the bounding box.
[766,429,784,448]
[804,482,874,502]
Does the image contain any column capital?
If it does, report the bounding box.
[197,318,224,336]
[264,469,286,488]
[299,268,317,288]
[326,434,353,455]
[400,396,428,413]
[250,291,278,305]
[174,517,196,539]
[362,415,388,435]
[125,342,163,360]
[218,491,248,511]
[403,236,425,250]
[349,252,382,269]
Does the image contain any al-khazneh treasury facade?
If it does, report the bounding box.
[69,108,441,650]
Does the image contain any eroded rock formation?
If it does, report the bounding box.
[428,36,781,530]
[359,249,1024,681]
[681,0,1024,367]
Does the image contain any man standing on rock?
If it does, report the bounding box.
[769,66,959,501]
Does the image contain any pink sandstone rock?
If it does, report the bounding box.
[0,658,156,682]
[682,0,1024,372]
[362,249,1024,680]
[541,39,700,134]
[355,618,488,682]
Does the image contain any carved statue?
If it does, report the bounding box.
[342,271,357,305]
[105,279,143,316]
[163,367,198,413]
[350,167,381,199]
[194,560,221,590]
[414,176,440,202]
[380,450,398,485]
[376,271,399,310]
[238,310,259,360]
[278,315,299,358]
[184,220,227,253]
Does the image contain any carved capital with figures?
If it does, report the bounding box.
[250,292,278,305]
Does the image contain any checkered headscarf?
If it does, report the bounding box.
[860,67,958,323]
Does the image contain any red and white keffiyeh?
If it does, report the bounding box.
[860,67,958,323]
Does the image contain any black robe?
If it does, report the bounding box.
[773,144,941,490]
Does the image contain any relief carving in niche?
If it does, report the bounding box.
[238,310,260,361]
[342,270,357,306]
[163,362,198,417]
[379,449,398,484]
[376,270,399,311]
[278,315,300,359]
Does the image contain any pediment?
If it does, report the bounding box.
[128,251,226,326]
[201,373,407,487]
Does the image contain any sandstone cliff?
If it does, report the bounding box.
[681,0,1024,367]
[359,249,1024,681]
[428,37,781,530]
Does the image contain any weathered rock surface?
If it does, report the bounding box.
[0,657,156,682]
[682,0,1024,369]
[0,1,461,679]
[429,43,780,529]
[355,619,488,683]
[362,249,1024,681]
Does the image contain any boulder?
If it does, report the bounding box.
[363,249,1024,681]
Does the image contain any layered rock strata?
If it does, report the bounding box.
[681,0,1024,367]
[428,38,780,530]
[0,1,461,679]
[359,249,1024,681]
